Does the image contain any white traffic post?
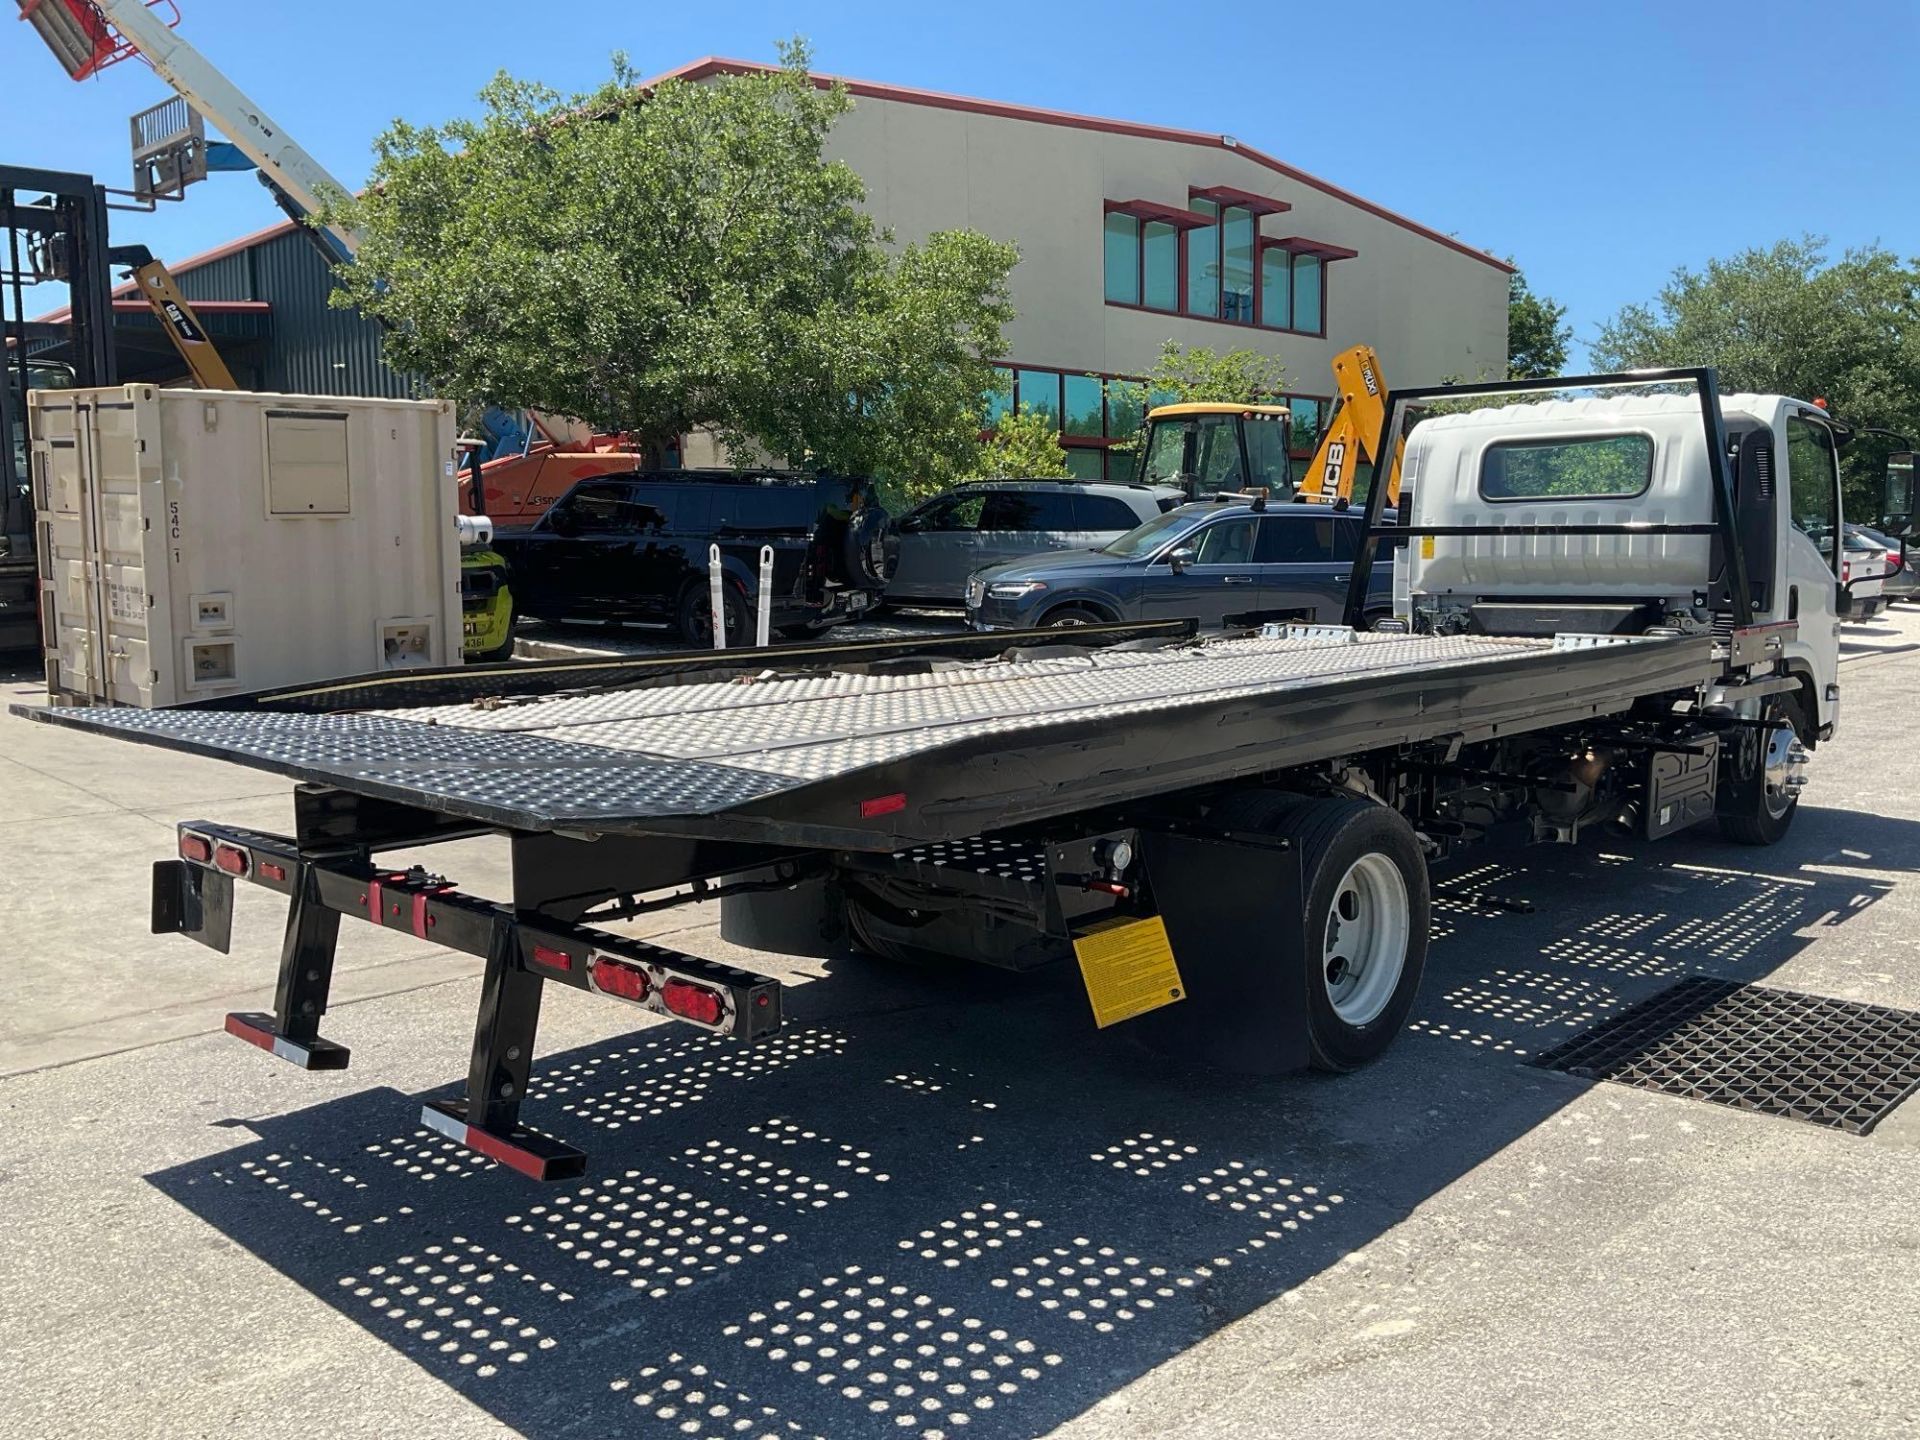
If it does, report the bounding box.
[756,545,774,648]
[707,544,726,650]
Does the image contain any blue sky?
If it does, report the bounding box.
[3,0,1913,362]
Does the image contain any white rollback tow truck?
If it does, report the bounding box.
[18,369,1858,1179]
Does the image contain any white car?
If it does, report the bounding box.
[1841,531,1888,619]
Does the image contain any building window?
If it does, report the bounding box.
[1292,253,1323,333]
[1259,248,1291,329]
[1186,197,1219,319]
[1221,206,1255,323]
[1016,369,1061,427]
[1064,449,1104,481]
[1105,213,1180,312]
[1064,374,1104,437]
[1103,213,1140,305]
[985,367,1013,427]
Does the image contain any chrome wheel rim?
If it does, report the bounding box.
[1322,853,1410,1027]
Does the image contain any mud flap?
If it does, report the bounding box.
[152,858,234,954]
[1132,828,1310,1076]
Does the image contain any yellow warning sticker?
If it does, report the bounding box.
[1072,915,1185,1029]
[1420,534,1436,559]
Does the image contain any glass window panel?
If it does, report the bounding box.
[1192,518,1257,565]
[1106,380,1144,440]
[1288,397,1323,454]
[1244,413,1291,490]
[1064,374,1104,437]
[1077,493,1140,528]
[1103,212,1140,305]
[1221,207,1254,323]
[1186,197,1219,318]
[1787,417,1840,551]
[1016,369,1061,427]
[1107,450,1144,485]
[983,491,1044,529]
[1149,386,1180,410]
[1062,449,1105,482]
[1260,249,1291,329]
[1142,222,1178,310]
[985,367,1013,427]
[1479,434,1655,500]
[1292,253,1323,333]
[1254,515,1336,563]
[913,493,987,531]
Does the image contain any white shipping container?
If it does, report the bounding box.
[29,385,461,707]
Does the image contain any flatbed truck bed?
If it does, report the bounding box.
[14,368,1844,1181]
[21,622,1712,846]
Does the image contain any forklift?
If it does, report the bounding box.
[1133,343,1406,506]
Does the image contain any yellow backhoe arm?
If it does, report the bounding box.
[116,249,239,390]
[1295,344,1403,505]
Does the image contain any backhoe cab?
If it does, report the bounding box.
[1132,344,1404,507]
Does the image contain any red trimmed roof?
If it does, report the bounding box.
[110,299,271,313]
[1104,198,1212,229]
[648,57,1512,274]
[1264,236,1360,262]
[1189,184,1290,217]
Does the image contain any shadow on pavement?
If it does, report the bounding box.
[147,813,1901,1440]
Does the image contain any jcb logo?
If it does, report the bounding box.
[1325,439,1347,487]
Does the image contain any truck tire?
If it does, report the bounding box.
[1218,792,1429,1071]
[1716,695,1807,846]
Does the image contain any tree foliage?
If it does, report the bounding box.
[1592,237,1920,517]
[323,44,1017,482]
[1507,268,1570,379]
[966,406,1071,479]
[1107,340,1290,452]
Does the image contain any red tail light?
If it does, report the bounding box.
[661,979,724,1026]
[590,955,650,1002]
[180,834,212,863]
[1889,552,1904,573]
[258,861,288,883]
[213,843,250,877]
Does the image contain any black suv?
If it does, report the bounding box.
[494,470,893,644]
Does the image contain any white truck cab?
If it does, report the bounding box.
[1400,389,1847,740]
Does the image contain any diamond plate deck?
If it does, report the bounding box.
[1532,977,1920,1134]
[18,626,1716,844]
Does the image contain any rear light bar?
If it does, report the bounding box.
[169,820,780,1041]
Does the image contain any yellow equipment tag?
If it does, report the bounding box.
[1072,915,1185,1029]
[1420,534,1436,559]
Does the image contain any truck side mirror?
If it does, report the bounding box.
[1168,545,1196,574]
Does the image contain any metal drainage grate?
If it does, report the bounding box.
[1532,977,1920,1134]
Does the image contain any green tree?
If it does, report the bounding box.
[323,43,1017,483]
[1107,340,1290,451]
[1591,236,1920,517]
[1507,268,1570,379]
[966,407,1071,479]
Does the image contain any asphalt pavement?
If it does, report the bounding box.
[4,609,1920,1439]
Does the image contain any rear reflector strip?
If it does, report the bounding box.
[419,1101,586,1181]
[223,1012,350,1070]
[258,860,288,883]
[530,944,574,973]
[860,792,908,819]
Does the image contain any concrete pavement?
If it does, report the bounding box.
[3,610,1920,1439]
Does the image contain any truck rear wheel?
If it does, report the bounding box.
[1716,695,1807,846]
[1215,793,1429,1071]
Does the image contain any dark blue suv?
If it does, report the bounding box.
[965,500,1396,631]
